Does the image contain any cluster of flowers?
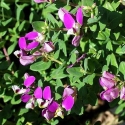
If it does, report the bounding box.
[34,0,84,47]
[12,73,75,120]
[14,31,55,66]
[99,71,125,102]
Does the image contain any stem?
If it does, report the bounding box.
[50,28,67,31]
[48,56,63,65]
[60,0,77,7]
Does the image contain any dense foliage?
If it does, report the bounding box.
[1,0,125,124]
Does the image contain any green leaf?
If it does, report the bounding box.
[1,2,10,10]
[67,67,83,78]
[30,61,51,71]
[32,21,45,33]
[87,17,99,24]
[95,31,106,40]
[89,24,97,32]
[110,53,118,68]
[83,73,95,85]
[7,41,17,55]
[119,61,125,79]
[51,68,67,79]
[106,40,113,51]
[103,2,114,11]
[11,94,21,104]
[18,108,29,116]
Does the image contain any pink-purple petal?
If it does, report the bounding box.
[18,37,27,50]
[42,108,55,121]
[20,55,35,66]
[34,87,42,99]
[63,87,74,98]
[27,41,39,50]
[25,31,38,40]
[102,71,115,79]
[21,94,31,103]
[72,35,81,46]
[24,76,36,87]
[64,13,75,29]
[58,8,69,21]
[99,77,115,89]
[62,95,74,111]
[120,87,125,100]
[43,86,51,100]
[48,101,59,112]
[76,8,83,25]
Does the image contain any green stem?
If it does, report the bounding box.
[48,56,63,65]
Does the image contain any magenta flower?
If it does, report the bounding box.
[24,73,36,88]
[42,101,59,120]
[120,87,125,100]
[14,50,35,66]
[43,42,55,53]
[34,86,52,108]
[100,88,119,102]
[25,96,35,109]
[58,7,83,46]
[34,0,54,3]
[99,77,115,90]
[12,85,27,94]
[19,32,39,51]
[62,86,75,111]
[102,71,115,79]
[58,8,69,22]
[21,94,31,103]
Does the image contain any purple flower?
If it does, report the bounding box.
[42,101,59,120]
[102,71,115,79]
[34,86,52,108]
[62,86,75,111]
[24,73,36,88]
[21,94,31,103]
[120,87,125,100]
[19,32,39,51]
[12,85,27,94]
[99,77,115,90]
[34,0,54,3]
[58,8,69,22]
[62,95,74,111]
[72,35,82,47]
[43,42,55,53]
[25,96,35,109]
[14,50,35,66]
[100,88,119,102]
[58,7,83,46]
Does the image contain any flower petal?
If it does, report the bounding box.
[43,86,51,100]
[20,55,35,66]
[43,42,55,53]
[72,35,81,46]
[25,31,38,40]
[48,101,59,112]
[21,94,31,103]
[99,77,115,89]
[42,108,55,121]
[34,87,42,99]
[18,37,27,50]
[102,71,115,79]
[64,13,75,29]
[76,8,83,25]
[62,95,74,111]
[24,76,36,87]
[58,8,69,21]
[27,41,39,50]
[63,87,74,98]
